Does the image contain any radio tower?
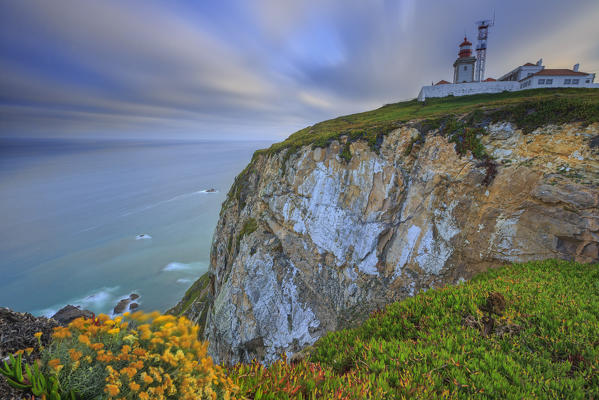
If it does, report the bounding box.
[475,15,494,82]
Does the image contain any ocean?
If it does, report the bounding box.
[0,138,271,317]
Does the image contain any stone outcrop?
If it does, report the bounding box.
[51,305,94,326]
[179,120,598,365]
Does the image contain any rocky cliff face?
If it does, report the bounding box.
[182,119,599,365]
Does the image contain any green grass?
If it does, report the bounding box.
[231,260,599,399]
[255,88,599,159]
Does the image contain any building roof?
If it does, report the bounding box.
[523,63,536,66]
[519,68,591,82]
[435,80,450,85]
[459,37,472,47]
[534,68,589,76]
[484,77,497,82]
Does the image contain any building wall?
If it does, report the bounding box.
[418,81,520,101]
[418,77,598,102]
[520,74,596,90]
[453,58,476,83]
[499,65,543,81]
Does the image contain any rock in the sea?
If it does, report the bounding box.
[129,303,139,310]
[113,299,130,314]
[130,293,140,300]
[51,305,94,326]
[175,120,599,365]
[206,188,217,193]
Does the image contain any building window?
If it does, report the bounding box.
[587,80,591,83]
[545,79,553,85]
[538,79,545,85]
[572,79,579,84]
[564,79,571,84]
[464,66,467,71]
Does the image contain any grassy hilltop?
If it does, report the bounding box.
[256,87,599,158]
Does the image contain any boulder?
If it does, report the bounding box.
[51,305,93,326]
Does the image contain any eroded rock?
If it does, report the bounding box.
[51,305,93,326]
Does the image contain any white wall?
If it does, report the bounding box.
[418,81,520,101]
[454,62,475,83]
[521,74,596,90]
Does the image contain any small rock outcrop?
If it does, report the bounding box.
[51,305,93,326]
[176,118,598,365]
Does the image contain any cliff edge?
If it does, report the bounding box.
[172,89,599,364]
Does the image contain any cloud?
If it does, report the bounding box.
[1,0,599,140]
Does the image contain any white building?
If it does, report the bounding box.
[516,64,596,90]
[417,38,599,101]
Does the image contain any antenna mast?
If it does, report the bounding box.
[475,16,494,82]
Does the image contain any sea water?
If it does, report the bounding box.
[0,139,271,316]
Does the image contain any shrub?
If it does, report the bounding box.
[39,312,236,399]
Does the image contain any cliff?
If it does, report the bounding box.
[172,89,599,365]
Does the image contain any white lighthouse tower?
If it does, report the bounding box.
[453,36,476,83]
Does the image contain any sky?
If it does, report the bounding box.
[1,0,599,141]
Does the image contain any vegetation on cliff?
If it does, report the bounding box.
[2,260,598,398]
[2,312,236,399]
[229,260,599,399]
[257,88,599,158]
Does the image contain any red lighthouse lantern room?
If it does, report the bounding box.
[458,37,473,58]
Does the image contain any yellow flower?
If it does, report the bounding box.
[52,327,72,339]
[91,342,105,351]
[69,317,88,330]
[107,327,120,335]
[105,384,120,396]
[14,349,24,356]
[48,358,63,373]
[141,372,153,384]
[138,392,149,400]
[123,334,136,343]
[69,349,82,361]
[129,381,140,392]
[78,334,91,346]
[97,314,110,323]
[25,347,34,355]
[34,332,43,339]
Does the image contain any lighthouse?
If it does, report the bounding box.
[453,37,476,83]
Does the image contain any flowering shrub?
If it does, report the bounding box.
[40,311,236,399]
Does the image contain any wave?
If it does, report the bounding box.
[163,262,192,271]
[34,286,128,318]
[121,189,219,217]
